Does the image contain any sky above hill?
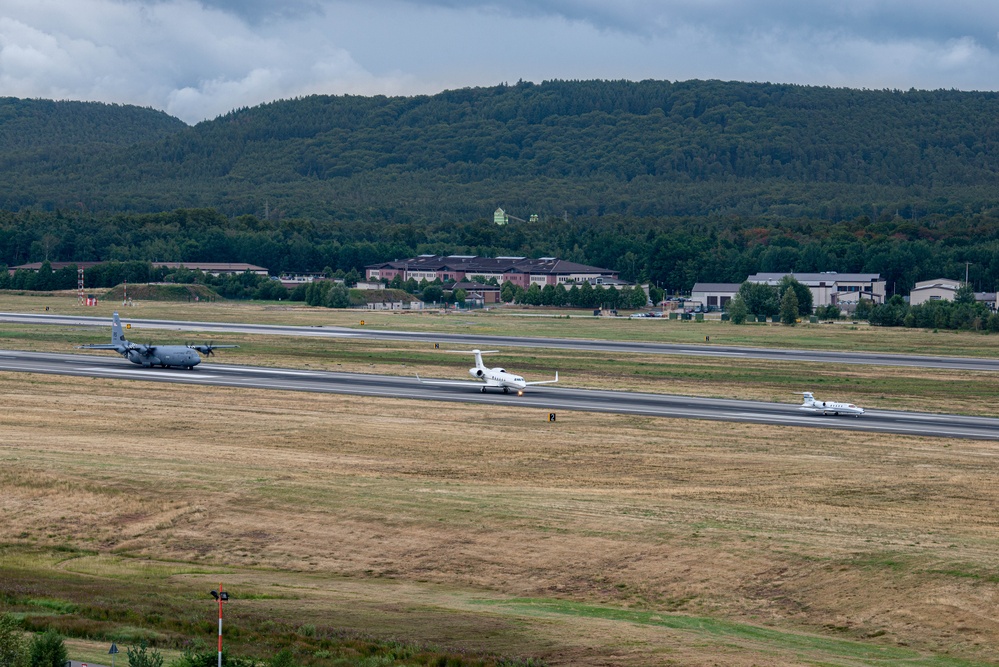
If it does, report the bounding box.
[2,0,997,124]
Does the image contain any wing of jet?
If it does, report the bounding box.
[415,374,501,388]
[524,372,558,386]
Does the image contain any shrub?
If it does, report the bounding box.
[127,643,164,667]
[29,631,66,667]
[0,614,28,667]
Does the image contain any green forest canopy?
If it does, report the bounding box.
[1,80,998,221]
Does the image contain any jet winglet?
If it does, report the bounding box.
[525,371,558,386]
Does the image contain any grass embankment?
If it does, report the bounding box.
[3,290,999,358]
[2,373,999,665]
[101,283,222,302]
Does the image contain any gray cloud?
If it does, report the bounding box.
[1,0,997,125]
[186,0,324,23]
[387,0,999,46]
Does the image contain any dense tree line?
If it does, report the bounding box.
[6,207,999,296]
[0,258,285,300]
[1,81,998,222]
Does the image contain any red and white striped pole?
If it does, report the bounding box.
[217,582,223,667]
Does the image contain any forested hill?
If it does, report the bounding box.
[2,80,998,221]
[0,98,187,180]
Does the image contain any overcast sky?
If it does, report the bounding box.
[2,0,998,124]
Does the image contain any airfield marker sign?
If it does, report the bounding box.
[210,584,228,667]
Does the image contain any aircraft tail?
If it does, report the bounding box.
[449,349,498,369]
[111,312,127,346]
[794,391,816,405]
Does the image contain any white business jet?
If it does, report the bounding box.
[795,392,865,417]
[417,349,558,395]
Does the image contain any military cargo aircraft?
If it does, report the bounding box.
[77,312,237,368]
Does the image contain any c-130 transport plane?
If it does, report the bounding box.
[77,312,237,369]
[417,349,558,395]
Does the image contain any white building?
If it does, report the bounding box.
[747,272,886,307]
[909,278,997,310]
[690,283,741,310]
[908,278,962,306]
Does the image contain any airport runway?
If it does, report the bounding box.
[1,349,997,440]
[1,311,998,371]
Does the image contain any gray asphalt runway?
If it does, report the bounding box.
[2,349,997,439]
[1,311,996,371]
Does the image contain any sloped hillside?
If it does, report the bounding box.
[1,80,998,221]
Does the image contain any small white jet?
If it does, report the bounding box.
[795,392,865,417]
[416,349,558,395]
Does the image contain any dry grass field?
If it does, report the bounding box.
[2,371,999,665]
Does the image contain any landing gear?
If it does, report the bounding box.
[480,387,486,393]
[503,387,510,394]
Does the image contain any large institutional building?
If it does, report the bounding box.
[690,272,887,310]
[365,255,618,289]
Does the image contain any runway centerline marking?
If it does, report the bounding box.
[78,367,218,379]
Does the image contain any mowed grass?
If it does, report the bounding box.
[4,290,999,358]
[2,373,999,665]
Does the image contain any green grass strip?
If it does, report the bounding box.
[471,597,984,666]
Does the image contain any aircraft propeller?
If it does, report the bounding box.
[188,341,237,356]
